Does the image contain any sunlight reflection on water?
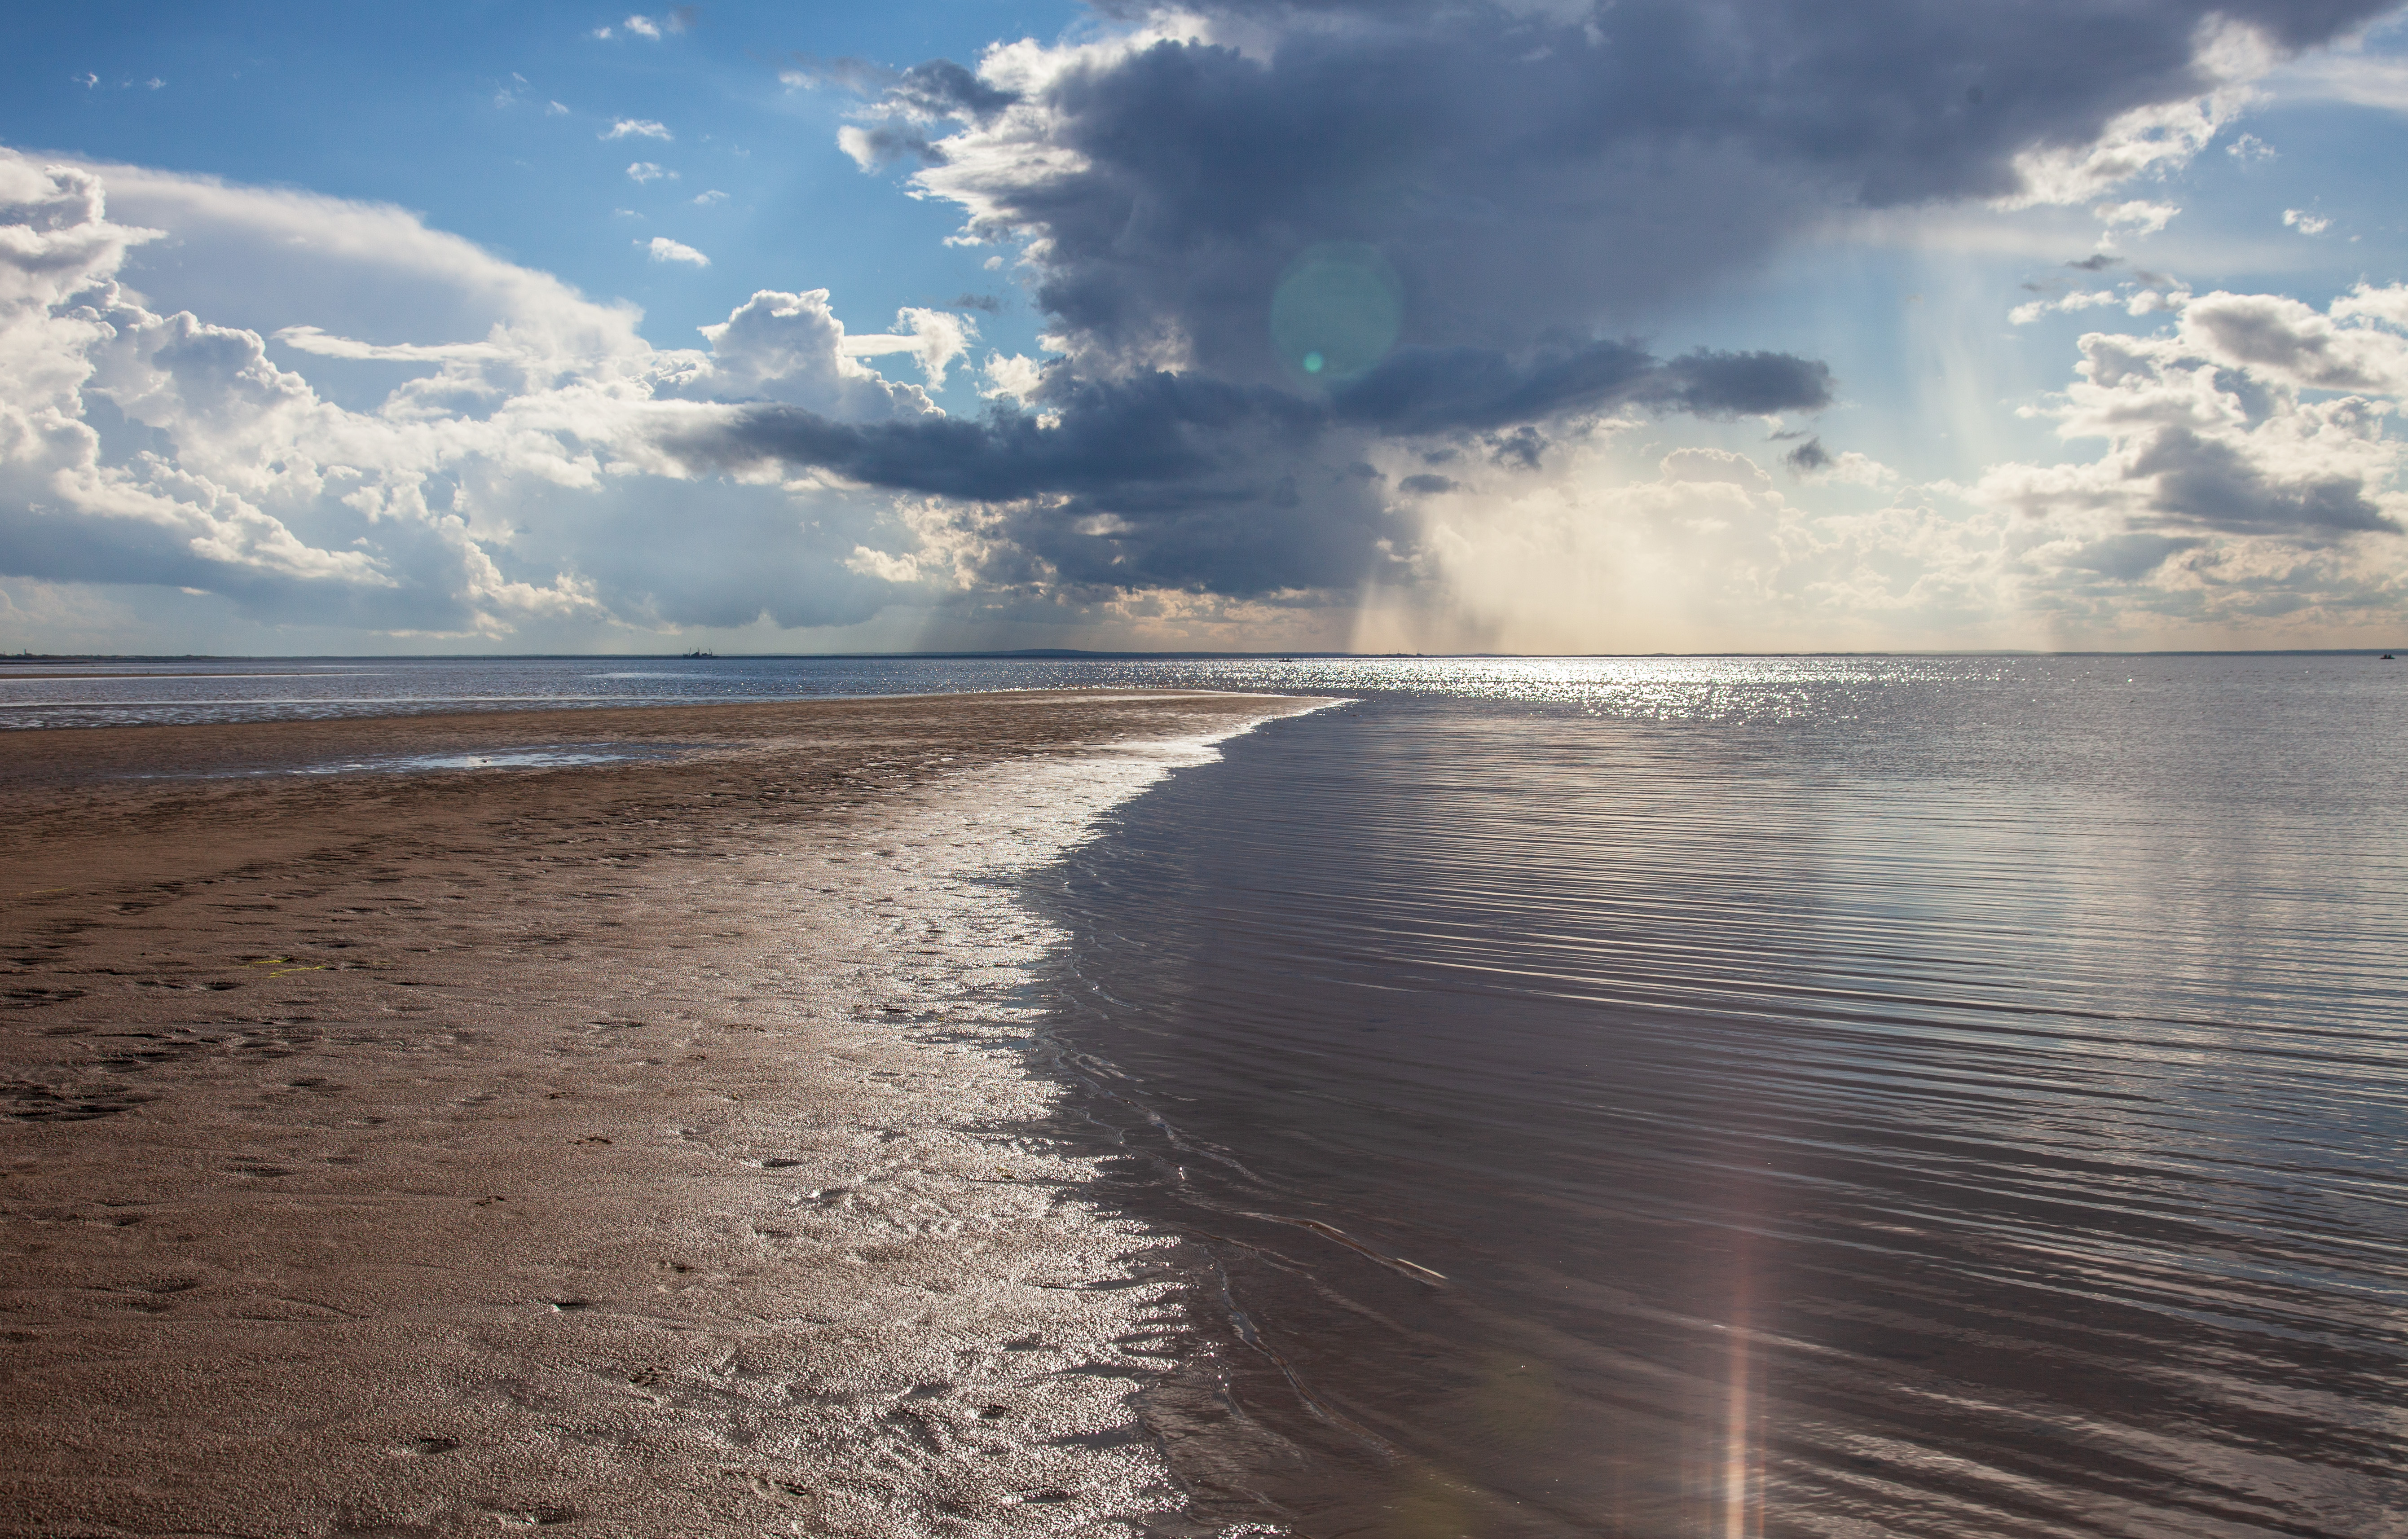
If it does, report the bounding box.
[4,648,2385,736]
[1023,657,2408,1536]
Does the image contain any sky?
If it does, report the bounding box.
[4,1,2408,654]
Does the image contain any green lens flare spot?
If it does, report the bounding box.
[1271,242,1402,383]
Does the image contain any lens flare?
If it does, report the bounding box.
[1270,242,1402,383]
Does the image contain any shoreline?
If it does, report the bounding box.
[0,690,1321,1536]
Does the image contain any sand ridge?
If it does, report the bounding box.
[0,690,1317,1538]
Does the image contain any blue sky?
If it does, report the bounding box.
[3,2,1073,391]
[4,1,2407,653]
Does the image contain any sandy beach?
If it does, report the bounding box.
[0,690,1314,1538]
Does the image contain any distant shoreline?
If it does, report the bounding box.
[4,645,2405,665]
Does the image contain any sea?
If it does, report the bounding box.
[7,652,2404,1536]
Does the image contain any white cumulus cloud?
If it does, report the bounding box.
[834,308,977,389]
[603,118,671,141]
[2011,289,2130,325]
[2092,199,2181,241]
[0,149,955,646]
[641,237,709,267]
[1956,283,2408,638]
[979,352,1045,403]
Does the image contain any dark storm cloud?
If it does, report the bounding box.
[796,56,1019,120]
[1783,437,1833,476]
[674,337,1828,501]
[794,56,1021,164]
[840,125,947,169]
[663,334,1831,592]
[1096,0,2378,48]
[807,0,2392,598]
[687,372,1316,504]
[2131,427,2401,537]
[1329,341,1831,434]
[2061,532,2204,580]
[890,59,1020,121]
[879,0,2393,380]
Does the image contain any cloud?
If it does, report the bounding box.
[980,352,1046,403]
[2093,199,2180,239]
[863,0,2384,387]
[2180,286,2408,393]
[836,124,947,172]
[747,0,2396,623]
[16,0,2408,651]
[674,288,943,418]
[2057,531,2206,579]
[1966,283,2408,605]
[604,9,695,40]
[0,151,951,641]
[603,118,673,141]
[692,189,728,205]
[1379,276,2408,655]
[834,307,977,387]
[1325,343,1832,435]
[2283,207,2333,234]
[2127,426,2395,535]
[1662,448,1774,491]
[2011,288,2128,325]
[2269,49,2408,113]
[2333,281,2408,330]
[269,327,509,361]
[1357,327,2408,653]
[68,154,646,361]
[1783,438,1833,476]
[1347,435,2044,655]
[641,236,710,267]
[651,330,1833,599]
[793,55,1018,126]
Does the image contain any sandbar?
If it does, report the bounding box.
[0,690,1314,1537]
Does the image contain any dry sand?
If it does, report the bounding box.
[0,690,1316,1539]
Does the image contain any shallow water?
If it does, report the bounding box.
[121,743,701,778]
[1026,655,2408,1536]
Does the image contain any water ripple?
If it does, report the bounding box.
[1033,664,2408,1537]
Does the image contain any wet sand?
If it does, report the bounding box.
[0,690,1312,1538]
